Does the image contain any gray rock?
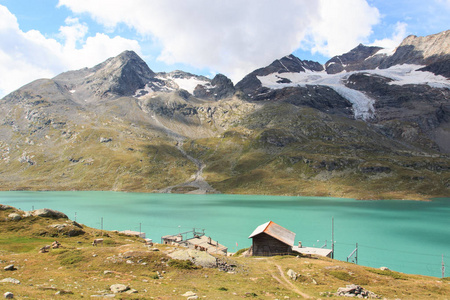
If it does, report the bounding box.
[380,266,389,271]
[4,265,16,271]
[7,213,21,221]
[3,292,13,299]
[0,278,20,284]
[100,137,112,143]
[187,296,198,300]
[169,249,217,268]
[125,289,138,294]
[110,284,129,293]
[90,294,115,298]
[287,269,297,281]
[182,291,197,297]
[0,205,13,210]
[31,208,68,219]
[55,290,73,295]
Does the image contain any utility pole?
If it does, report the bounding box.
[443,254,445,278]
[139,223,142,238]
[331,217,335,259]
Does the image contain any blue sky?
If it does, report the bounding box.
[0,0,449,97]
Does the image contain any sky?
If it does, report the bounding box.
[0,0,449,98]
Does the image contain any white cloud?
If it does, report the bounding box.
[0,5,140,98]
[304,0,381,57]
[371,22,408,51]
[58,0,384,82]
[58,0,321,82]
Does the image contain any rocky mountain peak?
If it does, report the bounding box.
[51,50,155,101]
[380,30,450,68]
[193,73,235,100]
[235,54,324,97]
[325,44,384,74]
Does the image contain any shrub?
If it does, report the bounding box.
[167,259,198,270]
[366,268,408,280]
[218,287,228,291]
[234,248,249,256]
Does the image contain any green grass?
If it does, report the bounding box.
[328,270,354,281]
[366,268,408,280]
[0,236,54,253]
[57,249,84,266]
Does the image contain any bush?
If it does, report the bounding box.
[366,268,408,280]
[218,287,228,291]
[234,248,249,256]
[167,259,198,270]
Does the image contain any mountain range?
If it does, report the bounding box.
[0,30,449,200]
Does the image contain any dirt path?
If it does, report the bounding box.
[270,263,312,299]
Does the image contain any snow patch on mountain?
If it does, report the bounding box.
[257,64,449,120]
[168,76,210,94]
[257,71,375,120]
[366,64,450,88]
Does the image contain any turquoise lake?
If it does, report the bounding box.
[0,191,449,278]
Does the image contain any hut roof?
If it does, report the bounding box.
[186,235,228,252]
[248,221,296,246]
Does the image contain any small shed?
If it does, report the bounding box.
[248,221,295,256]
[119,230,145,239]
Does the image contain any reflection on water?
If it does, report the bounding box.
[0,191,449,277]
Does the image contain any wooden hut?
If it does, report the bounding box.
[248,221,295,256]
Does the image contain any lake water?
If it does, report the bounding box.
[0,191,449,278]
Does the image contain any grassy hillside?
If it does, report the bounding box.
[185,104,449,200]
[1,204,449,299]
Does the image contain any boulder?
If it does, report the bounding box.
[182,291,197,297]
[380,266,389,271]
[110,284,129,293]
[7,213,21,221]
[32,208,68,219]
[336,284,379,298]
[287,269,297,281]
[4,265,16,271]
[0,278,20,284]
[169,249,217,268]
[100,137,112,143]
[3,292,13,299]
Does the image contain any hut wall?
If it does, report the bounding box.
[252,233,292,256]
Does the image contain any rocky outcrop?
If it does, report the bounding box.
[31,208,68,219]
[336,284,379,298]
[194,74,235,100]
[168,249,217,268]
[235,54,323,97]
[419,59,450,78]
[325,44,384,74]
[53,50,156,101]
[381,30,450,68]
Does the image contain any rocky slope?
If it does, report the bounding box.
[0,31,449,199]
